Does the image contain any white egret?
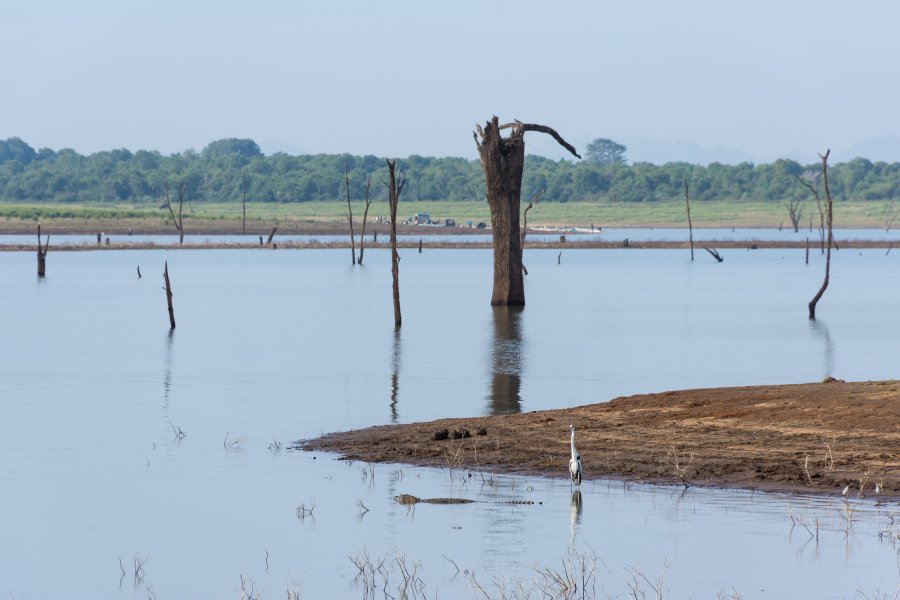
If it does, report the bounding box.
[568,424,582,486]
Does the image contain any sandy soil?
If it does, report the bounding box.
[300,380,900,500]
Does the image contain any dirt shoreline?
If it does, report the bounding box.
[300,380,900,501]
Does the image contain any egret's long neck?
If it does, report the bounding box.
[570,430,577,457]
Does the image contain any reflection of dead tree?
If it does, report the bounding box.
[798,171,825,253]
[786,198,804,233]
[164,182,186,244]
[344,159,357,265]
[703,247,723,262]
[684,179,694,261]
[163,261,175,329]
[386,160,406,328]
[36,224,49,277]
[358,177,373,265]
[808,150,834,320]
[884,198,900,232]
[474,117,579,305]
[520,188,545,276]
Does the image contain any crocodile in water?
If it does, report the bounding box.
[394,494,537,505]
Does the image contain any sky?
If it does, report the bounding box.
[3,0,900,164]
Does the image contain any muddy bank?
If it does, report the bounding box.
[300,380,900,500]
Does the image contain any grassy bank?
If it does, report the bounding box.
[1,199,897,232]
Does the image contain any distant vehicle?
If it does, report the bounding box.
[444,219,456,227]
[405,212,432,225]
[476,222,487,229]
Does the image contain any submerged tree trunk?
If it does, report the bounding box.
[474,117,580,306]
[36,224,48,277]
[808,150,833,320]
[163,261,176,330]
[387,160,405,328]
[358,178,372,265]
[344,159,357,265]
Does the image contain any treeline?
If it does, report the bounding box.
[1,137,899,204]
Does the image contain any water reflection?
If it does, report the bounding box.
[162,329,174,414]
[569,489,583,547]
[488,306,525,415]
[390,327,401,423]
[808,319,834,378]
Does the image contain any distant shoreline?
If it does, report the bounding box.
[2,238,898,252]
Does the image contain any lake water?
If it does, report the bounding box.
[1,247,898,598]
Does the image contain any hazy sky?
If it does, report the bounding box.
[3,1,899,163]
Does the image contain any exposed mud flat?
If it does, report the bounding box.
[301,380,900,500]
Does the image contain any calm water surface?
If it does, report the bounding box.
[1,247,898,598]
[4,227,900,246]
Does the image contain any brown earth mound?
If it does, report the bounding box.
[300,380,900,500]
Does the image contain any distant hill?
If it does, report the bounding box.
[840,136,900,163]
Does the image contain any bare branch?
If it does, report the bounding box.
[520,123,581,158]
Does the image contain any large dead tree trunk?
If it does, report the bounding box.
[163,261,176,330]
[386,160,405,328]
[474,117,580,305]
[808,150,833,320]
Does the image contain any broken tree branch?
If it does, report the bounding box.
[703,247,723,262]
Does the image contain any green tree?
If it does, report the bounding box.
[585,138,627,165]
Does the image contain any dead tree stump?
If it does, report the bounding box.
[474,117,580,306]
[36,224,48,277]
